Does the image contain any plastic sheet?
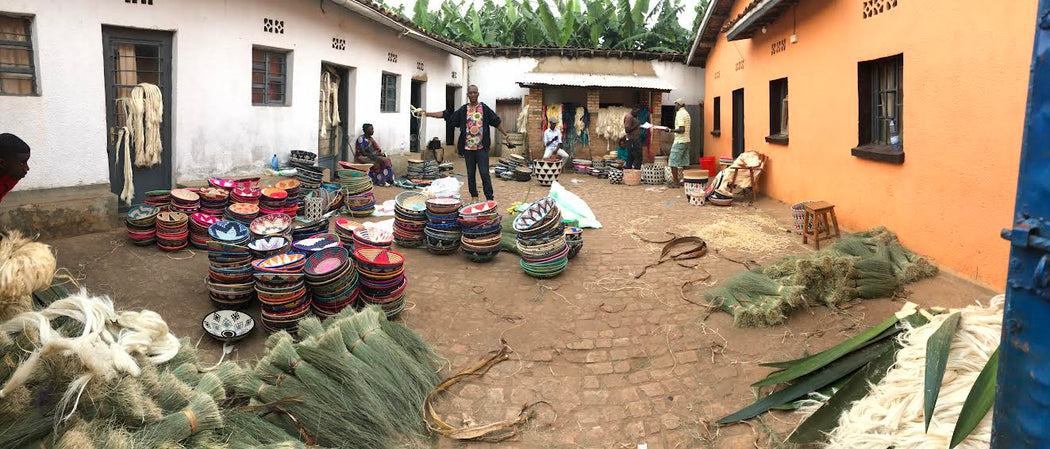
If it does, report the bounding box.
[547,181,602,229]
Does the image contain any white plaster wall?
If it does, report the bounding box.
[0,0,465,190]
[467,56,537,106]
[653,60,705,106]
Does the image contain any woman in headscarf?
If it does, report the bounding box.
[354,123,394,186]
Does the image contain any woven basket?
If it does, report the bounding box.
[623,169,642,186]
[791,201,827,234]
[608,168,623,184]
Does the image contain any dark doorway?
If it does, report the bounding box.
[732,88,745,158]
[102,26,174,210]
[445,85,461,145]
[318,63,350,171]
[410,79,424,152]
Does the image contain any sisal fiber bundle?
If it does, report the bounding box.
[815,296,1003,449]
[0,230,57,321]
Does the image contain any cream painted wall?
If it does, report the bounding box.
[0,0,465,190]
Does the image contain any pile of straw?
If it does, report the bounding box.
[708,227,938,327]
[813,296,1002,448]
[0,289,441,448]
[681,213,794,254]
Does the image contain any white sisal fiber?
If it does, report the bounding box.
[595,107,632,141]
[0,289,179,421]
[0,230,57,320]
[818,295,1003,449]
[115,126,134,206]
[139,83,163,167]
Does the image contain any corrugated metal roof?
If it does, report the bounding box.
[516,72,675,91]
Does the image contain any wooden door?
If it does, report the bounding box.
[494,99,521,156]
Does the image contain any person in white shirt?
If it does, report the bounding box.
[542,117,568,163]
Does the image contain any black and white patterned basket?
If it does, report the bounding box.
[641,164,664,185]
[608,168,624,184]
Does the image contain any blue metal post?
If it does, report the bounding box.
[992,2,1050,446]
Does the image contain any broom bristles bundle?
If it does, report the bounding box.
[55,420,95,449]
[221,409,303,448]
[134,392,223,446]
[196,372,226,402]
[296,316,325,340]
[172,362,203,386]
[378,315,440,371]
[337,313,428,424]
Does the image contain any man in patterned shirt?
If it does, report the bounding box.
[420,85,510,202]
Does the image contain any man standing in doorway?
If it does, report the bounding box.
[623,106,643,170]
[0,133,30,203]
[418,85,510,202]
[664,98,691,187]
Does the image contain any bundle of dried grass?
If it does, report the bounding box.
[0,230,56,321]
[712,227,937,327]
[816,296,1002,448]
[595,107,632,141]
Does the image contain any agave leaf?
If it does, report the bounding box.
[949,346,998,448]
[717,340,893,424]
[760,313,929,370]
[753,314,901,388]
[924,312,962,432]
[768,374,853,411]
[788,339,901,444]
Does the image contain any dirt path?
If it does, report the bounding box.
[46,162,996,448]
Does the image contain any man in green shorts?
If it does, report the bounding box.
[666,98,691,187]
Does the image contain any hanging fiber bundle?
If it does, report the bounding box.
[0,230,56,321]
[123,87,146,166]
[138,83,164,167]
[114,126,134,206]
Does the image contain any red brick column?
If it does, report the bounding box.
[526,87,545,160]
[648,92,664,160]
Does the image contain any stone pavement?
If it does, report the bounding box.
[45,166,997,448]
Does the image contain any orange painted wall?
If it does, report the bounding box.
[702,0,1036,289]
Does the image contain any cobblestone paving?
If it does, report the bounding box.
[48,163,996,448]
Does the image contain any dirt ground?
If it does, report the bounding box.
[45,159,996,449]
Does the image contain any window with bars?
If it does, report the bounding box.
[381,72,398,113]
[858,54,903,146]
[0,13,36,96]
[252,47,289,105]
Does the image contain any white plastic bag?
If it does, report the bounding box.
[423,177,463,200]
[548,181,602,229]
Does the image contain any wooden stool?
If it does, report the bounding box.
[802,201,840,249]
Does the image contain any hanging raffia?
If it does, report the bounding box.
[139,83,163,167]
[320,71,341,139]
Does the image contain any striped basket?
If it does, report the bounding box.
[791,201,827,234]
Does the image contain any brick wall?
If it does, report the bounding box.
[526,87,545,160]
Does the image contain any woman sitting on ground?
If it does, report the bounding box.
[354,123,394,186]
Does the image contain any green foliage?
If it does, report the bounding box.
[386,0,706,53]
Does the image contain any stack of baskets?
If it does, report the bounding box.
[354,248,408,317]
[189,212,221,249]
[249,213,293,241]
[458,201,501,263]
[424,197,463,255]
[589,159,608,178]
[338,166,376,217]
[393,191,428,248]
[514,198,569,278]
[144,190,170,209]
[125,204,159,246]
[156,211,189,252]
[247,236,291,260]
[571,159,592,175]
[197,187,230,216]
[304,247,360,319]
[353,227,393,250]
[252,252,311,334]
[258,188,288,215]
[333,218,362,246]
[565,227,584,259]
[290,217,329,242]
[274,179,303,217]
[290,150,318,168]
[641,164,664,185]
[169,189,200,214]
[407,159,439,180]
[296,164,324,192]
[230,186,261,206]
[206,220,255,309]
[291,233,342,256]
[225,203,260,226]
